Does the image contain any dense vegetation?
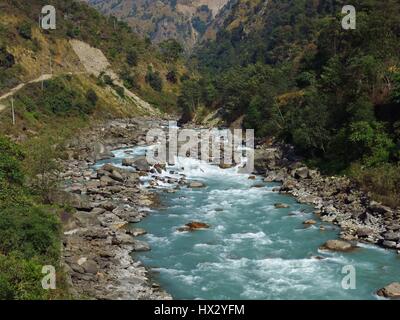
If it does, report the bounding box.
[186,0,400,206]
[0,0,185,300]
[0,135,65,299]
[0,0,184,112]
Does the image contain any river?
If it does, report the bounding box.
[96,146,399,300]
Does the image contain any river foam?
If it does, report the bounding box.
[98,145,400,300]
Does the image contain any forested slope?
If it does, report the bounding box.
[187,0,400,206]
[0,0,184,299]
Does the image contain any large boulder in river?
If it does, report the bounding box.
[321,240,353,252]
[132,156,151,171]
[377,282,400,298]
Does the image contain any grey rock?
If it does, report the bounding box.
[131,156,151,171]
[132,240,151,252]
[82,260,99,275]
[293,167,309,179]
[382,240,397,249]
[188,181,205,188]
[356,227,375,237]
[383,232,400,241]
[110,170,124,182]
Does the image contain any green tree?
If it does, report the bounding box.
[145,70,163,92]
[349,121,395,167]
[86,89,98,106]
[126,49,139,66]
[18,23,32,40]
[159,39,184,62]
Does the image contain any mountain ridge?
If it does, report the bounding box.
[82,0,232,50]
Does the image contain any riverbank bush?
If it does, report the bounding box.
[350,163,400,208]
[0,135,64,299]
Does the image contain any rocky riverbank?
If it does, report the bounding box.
[253,142,400,252]
[57,119,400,299]
[57,118,172,300]
[253,142,400,298]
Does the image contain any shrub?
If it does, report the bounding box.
[0,135,27,207]
[166,69,177,83]
[102,74,113,86]
[114,85,125,97]
[0,253,47,300]
[18,23,32,40]
[159,39,183,62]
[0,205,59,260]
[86,89,98,106]
[40,78,96,116]
[23,135,61,203]
[120,70,140,90]
[145,70,163,92]
[351,163,400,208]
[126,49,138,66]
[0,47,15,69]
[0,135,24,186]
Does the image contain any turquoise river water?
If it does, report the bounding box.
[98,146,399,300]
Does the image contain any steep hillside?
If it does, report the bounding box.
[82,0,231,50]
[0,0,184,299]
[187,0,400,206]
[0,0,185,121]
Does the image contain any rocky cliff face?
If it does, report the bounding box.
[82,0,231,50]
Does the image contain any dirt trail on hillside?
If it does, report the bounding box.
[0,73,84,112]
[69,39,160,115]
[0,74,53,112]
[1,40,158,115]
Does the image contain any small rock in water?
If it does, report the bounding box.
[303,220,316,225]
[251,184,264,188]
[126,228,147,237]
[275,203,290,209]
[248,176,256,180]
[186,221,210,229]
[219,163,233,169]
[163,189,176,193]
[321,240,353,252]
[188,181,205,188]
[377,282,400,298]
[177,221,210,232]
